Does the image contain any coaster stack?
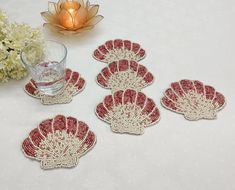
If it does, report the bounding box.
[93,39,160,135]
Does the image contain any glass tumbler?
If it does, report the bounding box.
[21,40,67,95]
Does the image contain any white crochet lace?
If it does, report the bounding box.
[102,49,143,63]
[38,84,78,105]
[103,103,151,135]
[106,70,148,93]
[172,90,220,120]
[26,82,84,105]
[36,130,88,169]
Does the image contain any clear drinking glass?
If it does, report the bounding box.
[21,40,67,95]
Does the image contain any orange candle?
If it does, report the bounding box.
[58,1,88,30]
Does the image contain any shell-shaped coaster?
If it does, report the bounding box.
[93,39,146,63]
[96,59,154,93]
[161,79,226,120]
[22,115,96,170]
[96,89,160,135]
[24,68,85,105]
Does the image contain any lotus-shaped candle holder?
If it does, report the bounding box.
[41,0,103,34]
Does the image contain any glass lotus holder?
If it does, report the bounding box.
[41,0,103,34]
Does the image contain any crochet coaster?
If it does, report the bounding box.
[96,59,154,93]
[24,68,85,105]
[22,115,96,170]
[96,89,160,135]
[161,79,226,121]
[93,39,146,63]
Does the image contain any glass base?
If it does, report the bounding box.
[37,80,65,96]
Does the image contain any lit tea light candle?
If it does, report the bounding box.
[41,0,103,34]
[58,1,88,30]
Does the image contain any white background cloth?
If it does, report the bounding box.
[0,0,235,189]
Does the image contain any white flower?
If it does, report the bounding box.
[0,9,44,82]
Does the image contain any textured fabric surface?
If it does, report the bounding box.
[0,0,235,189]
[22,115,96,169]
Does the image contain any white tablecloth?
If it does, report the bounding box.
[0,0,235,189]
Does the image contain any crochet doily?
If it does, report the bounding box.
[161,79,226,120]
[22,115,96,170]
[24,68,85,105]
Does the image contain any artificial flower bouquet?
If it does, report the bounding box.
[0,10,43,83]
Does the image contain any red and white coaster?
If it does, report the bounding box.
[93,39,146,63]
[96,89,160,135]
[24,68,86,105]
[22,115,96,170]
[96,59,154,93]
[161,79,226,121]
